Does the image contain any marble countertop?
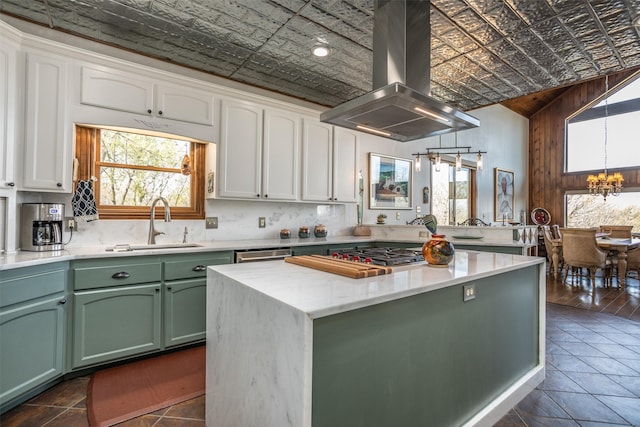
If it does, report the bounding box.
[208,251,544,318]
[0,233,536,271]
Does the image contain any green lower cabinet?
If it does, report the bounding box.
[0,295,66,408]
[72,283,162,369]
[163,279,206,347]
[291,245,328,256]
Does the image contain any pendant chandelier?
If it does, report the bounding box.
[586,75,623,201]
[413,134,485,173]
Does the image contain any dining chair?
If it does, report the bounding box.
[625,247,640,283]
[599,225,633,238]
[560,228,612,288]
[541,225,562,274]
[457,217,489,226]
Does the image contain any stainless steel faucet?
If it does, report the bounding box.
[148,197,171,244]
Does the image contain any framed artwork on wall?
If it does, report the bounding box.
[495,168,515,221]
[369,153,412,209]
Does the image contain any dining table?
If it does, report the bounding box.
[596,237,640,289]
[548,236,640,289]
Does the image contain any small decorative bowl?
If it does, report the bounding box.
[298,227,310,238]
[314,224,327,238]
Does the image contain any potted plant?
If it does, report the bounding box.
[377,214,387,224]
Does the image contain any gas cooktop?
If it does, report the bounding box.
[332,247,423,266]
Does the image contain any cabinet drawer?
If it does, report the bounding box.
[73,261,161,290]
[164,252,233,281]
[0,264,66,308]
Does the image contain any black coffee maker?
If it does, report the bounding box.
[20,203,64,251]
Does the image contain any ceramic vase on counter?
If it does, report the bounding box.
[422,234,455,267]
[314,224,327,238]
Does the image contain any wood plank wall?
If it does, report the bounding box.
[528,68,640,227]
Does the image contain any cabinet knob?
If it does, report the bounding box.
[111,271,130,279]
[7,182,14,187]
[257,194,260,197]
[56,182,62,187]
[58,299,67,305]
[192,265,206,272]
[147,109,152,114]
[155,288,160,293]
[167,286,172,291]
[158,110,163,115]
[264,194,268,198]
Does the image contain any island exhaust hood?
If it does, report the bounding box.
[320,0,479,142]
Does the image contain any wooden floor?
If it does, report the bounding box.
[545,267,640,322]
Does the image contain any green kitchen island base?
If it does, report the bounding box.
[206,251,545,427]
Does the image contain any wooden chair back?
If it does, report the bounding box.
[559,228,608,268]
[599,225,633,238]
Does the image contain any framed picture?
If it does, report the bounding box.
[369,153,412,209]
[495,168,515,221]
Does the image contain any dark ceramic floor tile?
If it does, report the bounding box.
[537,370,585,393]
[595,395,640,425]
[115,415,161,426]
[588,342,640,360]
[519,415,581,426]
[567,331,616,344]
[545,390,627,424]
[153,418,205,426]
[163,395,205,420]
[545,354,598,373]
[608,374,640,397]
[563,372,636,397]
[27,376,89,407]
[557,323,594,333]
[547,341,572,355]
[617,357,640,374]
[578,421,634,426]
[515,389,571,419]
[604,333,640,346]
[547,330,584,343]
[45,408,89,427]
[0,405,66,427]
[579,356,640,376]
[493,409,526,426]
[556,341,609,358]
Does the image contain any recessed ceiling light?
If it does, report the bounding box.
[312,44,331,57]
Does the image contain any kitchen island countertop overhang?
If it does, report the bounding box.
[206,251,546,427]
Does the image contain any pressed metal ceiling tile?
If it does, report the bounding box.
[3,0,640,111]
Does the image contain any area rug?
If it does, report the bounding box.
[86,345,205,427]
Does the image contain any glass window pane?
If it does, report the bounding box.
[100,130,190,169]
[431,163,471,226]
[566,192,640,232]
[99,167,191,207]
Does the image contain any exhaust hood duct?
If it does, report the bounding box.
[320,0,479,142]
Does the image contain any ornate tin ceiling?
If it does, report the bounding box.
[2,0,640,111]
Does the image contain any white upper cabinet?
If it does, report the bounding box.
[80,66,215,126]
[217,99,300,201]
[302,118,358,203]
[0,39,18,190]
[22,50,71,192]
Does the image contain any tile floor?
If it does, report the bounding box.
[2,274,640,426]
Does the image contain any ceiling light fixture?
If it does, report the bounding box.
[356,125,391,137]
[476,151,483,171]
[415,154,421,172]
[311,44,331,57]
[587,74,624,201]
[455,152,462,171]
[412,134,486,172]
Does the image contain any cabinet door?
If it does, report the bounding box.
[156,82,214,126]
[72,284,161,368]
[23,51,70,192]
[0,295,65,405]
[218,99,263,199]
[333,127,358,203]
[163,279,206,347]
[80,66,153,115]
[0,40,18,189]
[262,109,299,200]
[302,118,333,202]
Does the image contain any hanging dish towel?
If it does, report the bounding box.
[72,180,99,223]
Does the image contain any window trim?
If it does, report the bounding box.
[74,125,205,220]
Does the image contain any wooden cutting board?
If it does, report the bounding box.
[284,255,391,279]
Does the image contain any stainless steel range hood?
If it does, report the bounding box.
[320,0,479,142]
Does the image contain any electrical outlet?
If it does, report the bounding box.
[259,217,266,228]
[463,284,476,302]
[65,217,76,231]
[416,206,421,213]
[396,212,401,220]
[205,217,218,229]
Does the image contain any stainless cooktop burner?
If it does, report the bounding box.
[332,247,423,266]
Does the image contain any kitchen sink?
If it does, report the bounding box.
[105,243,203,252]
